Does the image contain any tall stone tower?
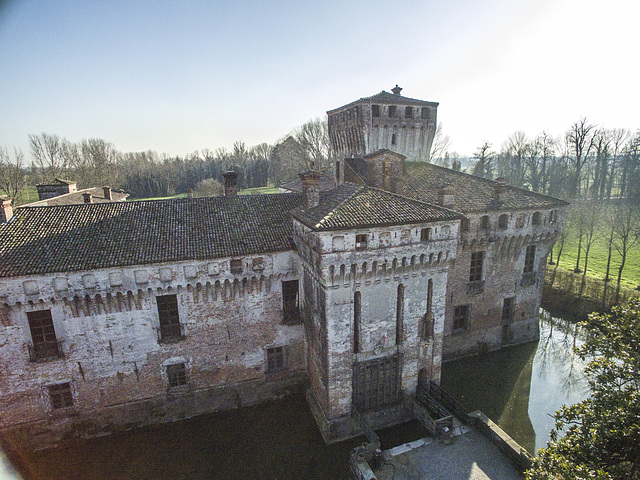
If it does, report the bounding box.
[327,85,438,162]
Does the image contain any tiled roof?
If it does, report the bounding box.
[36,178,76,187]
[0,194,303,278]
[25,187,129,206]
[291,184,461,231]
[398,163,569,213]
[327,91,438,113]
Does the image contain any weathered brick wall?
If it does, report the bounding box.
[296,219,458,436]
[443,208,566,359]
[0,251,304,447]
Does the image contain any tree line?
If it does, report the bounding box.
[433,118,640,203]
[0,118,331,202]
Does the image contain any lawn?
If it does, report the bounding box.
[551,232,640,291]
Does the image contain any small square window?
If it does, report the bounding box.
[372,105,380,117]
[421,107,429,119]
[388,106,396,118]
[405,106,413,118]
[481,215,489,229]
[355,234,368,250]
[498,214,508,229]
[461,218,470,232]
[167,363,188,388]
[48,382,73,409]
[230,259,243,274]
[420,228,431,241]
[267,347,285,373]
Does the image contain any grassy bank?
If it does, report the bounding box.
[551,232,640,291]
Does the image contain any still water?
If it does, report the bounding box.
[442,309,590,454]
[5,310,587,478]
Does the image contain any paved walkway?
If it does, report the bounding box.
[374,427,522,480]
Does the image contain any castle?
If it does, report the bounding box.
[0,88,567,450]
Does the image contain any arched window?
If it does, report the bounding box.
[391,133,397,145]
[354,292,361,353]
[396,284,404,345]
[532,211,541,226]
[498,214,508,229]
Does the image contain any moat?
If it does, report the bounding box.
[3,311,588,479]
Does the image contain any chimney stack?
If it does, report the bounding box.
[223,171,238,197]
[494,178,506,203]
[299,170,322,209]
[82,192,93,204]
[0,196,13,223]
[391,85,403,95]
[439,186,455,208]
[103,186,112,201]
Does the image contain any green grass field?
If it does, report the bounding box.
[551,232,640,291]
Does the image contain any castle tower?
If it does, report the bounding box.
[327,85,438,162]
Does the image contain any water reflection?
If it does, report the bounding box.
[441,310,590,454]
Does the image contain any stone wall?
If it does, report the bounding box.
[443,207,566,359]
[0,251,304,449]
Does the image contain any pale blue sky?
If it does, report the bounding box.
[0,0,637,159]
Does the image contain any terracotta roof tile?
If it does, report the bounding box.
[398,163,569,213]
[291,184,461,231]
[0,194,303,277]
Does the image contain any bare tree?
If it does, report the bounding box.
[590,129,612,199]
[472,141,495,179]
[611,200,640,303]
[502,131,528,186]
[430,123,451,164]
[577,200,601,296]
[293,117,331,173]
[29,132,69,182]
[606,128,630,200]
[566,118,596,197]
[0,147,28,203]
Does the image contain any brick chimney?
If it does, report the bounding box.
[299,170,322,209]
[103,186,112,201]
[0,196,12,222]
[439,186,455,207]
[223,171,238,197]
[494,178,506,203]
[391,85,403,95]
[82,192,93,204]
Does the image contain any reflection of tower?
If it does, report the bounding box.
[327,85,438,162]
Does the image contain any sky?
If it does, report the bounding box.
[0,0,638,160]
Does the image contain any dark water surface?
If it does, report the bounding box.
[9,393,428,480]
[442,310,589,454]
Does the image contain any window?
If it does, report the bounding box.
[549,210,557,224]
[396,284,404,345]
[48,382,73,409]
[532,211,541,226]
[469,252,484,282]
[498,214,508,229]
[481,215,489,229]
[282,280,301,325]
[421,107,429,119]
[453,305,469,332]
[354,292,361,353]
[27,310,61,361]
[405,106,412,118]
[388,106,396,118]
[267,346,285,373]
[502,297,515,324]
[391,133,397,145]
[372,105,380,117]
[336,161,340,183]
[167,363,187,388]
[157,295,182,343]
[523,245,536,274]
[420,228,431,241]
[461,218,470,232]
[230,259,242,274]
[356,234,368,250]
